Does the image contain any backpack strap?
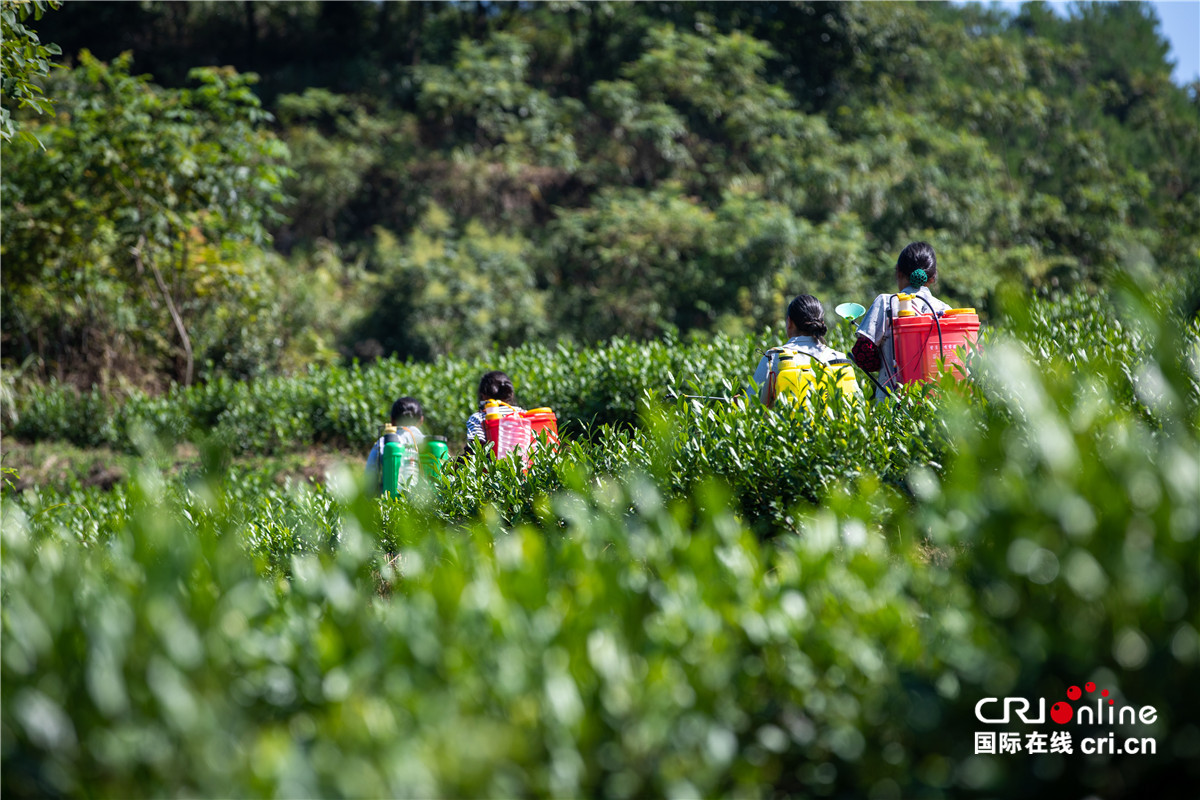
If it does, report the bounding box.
[375,436,387,492]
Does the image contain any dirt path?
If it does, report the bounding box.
[1,440,362,493]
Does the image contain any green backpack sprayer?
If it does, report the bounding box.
[377,425,449,498]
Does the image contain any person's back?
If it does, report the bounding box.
[365,396,426,493]
[751,294,857,406]
[852,242,951,399]
[464,371,523,456]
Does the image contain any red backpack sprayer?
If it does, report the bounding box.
[834,300,980,394]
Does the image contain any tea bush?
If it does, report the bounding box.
[3,286,1198,797]
[5,332,762,455]
[3,292,878,456]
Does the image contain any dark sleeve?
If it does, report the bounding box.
[852,336,881,372]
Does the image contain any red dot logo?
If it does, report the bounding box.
[1051,702,1074,724]
[1067,685,1082,701]
[1084,681,1096,693]
[1101,689,1109,697]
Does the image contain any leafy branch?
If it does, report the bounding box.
[0,0,62,146]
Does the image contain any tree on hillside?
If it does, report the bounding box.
[2,52,291,386]
[5,1,1196,374]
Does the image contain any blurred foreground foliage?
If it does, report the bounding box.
[2,283,1198,797]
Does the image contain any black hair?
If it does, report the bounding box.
[896,241,938,288]
[390,396,423,425]
[786,294,828,343]
[477,370,515,403]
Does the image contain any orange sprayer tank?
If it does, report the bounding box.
[524,408,559,446]
[892,309,980,384]
[482,401,559,468]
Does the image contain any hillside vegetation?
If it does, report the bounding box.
[3,1,1197,390]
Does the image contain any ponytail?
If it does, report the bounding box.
[896,242,937,288]
[786,294,828,344]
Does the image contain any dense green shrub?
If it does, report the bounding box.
[12,3,1198,385]
[1,51,292,388]
[3,284,1197,796]
[2,289,1165,458]
[4,329,761,454]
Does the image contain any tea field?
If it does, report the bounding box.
[3,287,1199,798]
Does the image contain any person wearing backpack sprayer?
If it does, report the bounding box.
[750,294,858,407]
[852,242,952,400]
[365,396,426,496]
[462,371,524,457]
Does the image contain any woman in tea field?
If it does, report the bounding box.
[852,241,952,399]
[463,370,525,456]
[750,294,856,406]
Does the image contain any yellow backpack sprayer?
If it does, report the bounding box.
[758,345,860,409]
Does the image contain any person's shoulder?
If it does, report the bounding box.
[921,288,951,311]
[858,293,893,329]
[813,341,849,361]
[870,292,894,308]
[859,293,892,319]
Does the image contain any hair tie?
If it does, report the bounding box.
[909,268,928,288]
